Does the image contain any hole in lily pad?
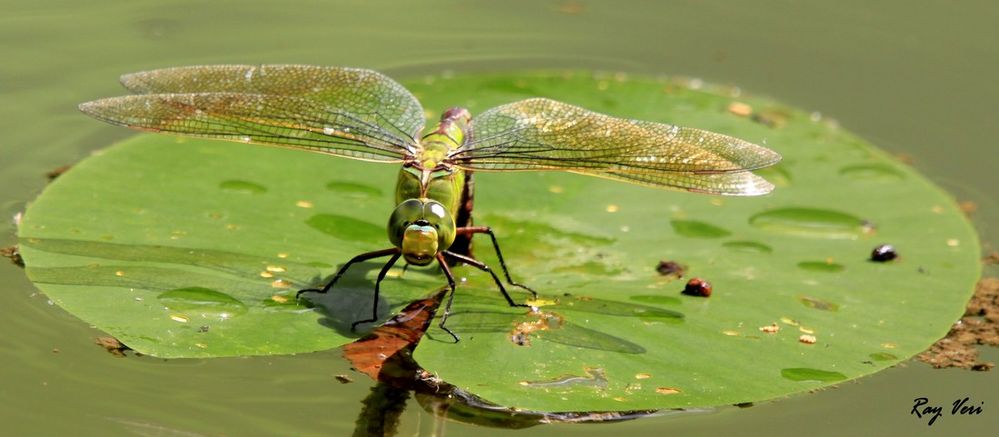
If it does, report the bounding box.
[781,368,847,382]
[218,180,267,194]
[799,296,839,311]
[305,214,383,243]
[838,163,906,182]
[326,181,383,199]
[629,295,682,306]
[521,367,608,388]
[722,240,773,253]
[157,287,248,319]
[749,207,872,239]
[552,261,623,275]
[485,214,615,246]
[869,352,898,361]
[797,261,846,273]
[306,261,333,269]
[670,220,731,238]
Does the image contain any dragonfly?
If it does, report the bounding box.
[78,65,781,341]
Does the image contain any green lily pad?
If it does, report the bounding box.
[18,72,979,412]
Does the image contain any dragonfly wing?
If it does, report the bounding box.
[591,170,774,196]
[455,98,781,195]
[119,65,425,142]
[79,93,416,162]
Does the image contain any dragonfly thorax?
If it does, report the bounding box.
[388,198,456,265]
[416,107,470,168]
[416,145,450,170]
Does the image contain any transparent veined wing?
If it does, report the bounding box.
[599,170,776,196]
[118,64,425,142]
[454,98,781,195]
[79,92,417,162]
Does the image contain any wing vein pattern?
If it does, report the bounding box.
[455,98,781,195]
[80,65,424,162]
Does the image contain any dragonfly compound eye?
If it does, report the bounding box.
[423,200,455,251]
[388,199,425,247]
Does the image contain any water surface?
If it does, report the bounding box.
[1,1,996,435]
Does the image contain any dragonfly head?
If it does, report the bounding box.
[389,199,456,266]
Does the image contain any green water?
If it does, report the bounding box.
[2,0,997,435]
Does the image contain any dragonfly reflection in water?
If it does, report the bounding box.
[79,65,781,341]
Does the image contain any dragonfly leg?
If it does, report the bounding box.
[443,250,531,309]
[351,251,402,332]
[454,226,538,299]
[296,247,400,300]
[435,253,461,343]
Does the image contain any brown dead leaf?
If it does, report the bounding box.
[342,289,445,380]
